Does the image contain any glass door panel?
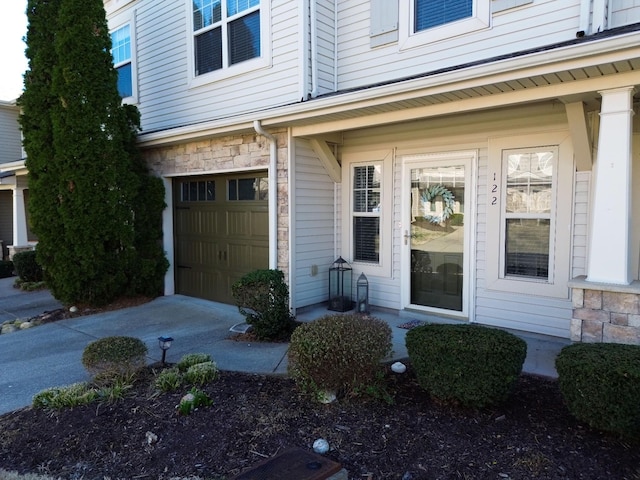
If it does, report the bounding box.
[409,165,465,311]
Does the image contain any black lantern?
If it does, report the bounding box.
[356,273,369,314]
[328,256,353,311]
[158,336,173,365]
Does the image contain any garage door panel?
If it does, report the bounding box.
[176,238,202,265]
[227,242,268,269]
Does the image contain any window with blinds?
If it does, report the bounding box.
[353,165,382,263]
[414,0,473,32]
[502,148,556,280]
[111,24,133,98]
[193,0,261,76]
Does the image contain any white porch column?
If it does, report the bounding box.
[586,87,635,285]
[12,187,29,246]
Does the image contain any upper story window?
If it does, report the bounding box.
[111,24,133,99]
[415,0,472,32]
[193,0,261,76]
[399,0,489,49]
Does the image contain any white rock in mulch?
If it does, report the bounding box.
[181,393,195,404]
[145,431,158,445]
[317,390,337,404]
[313,438,330,454]
[19,321,33,330]
[69,306,78,313]
[391,362,407,374]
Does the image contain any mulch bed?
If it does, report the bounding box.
[0,364,638,480]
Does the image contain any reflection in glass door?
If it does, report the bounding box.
[409,164,466,311]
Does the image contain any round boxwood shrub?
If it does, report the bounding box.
[176,353,212,372]
[406,324,527,408]
[82,336,148,377]
[288,313,392,400]
[12,250,43,282]
[555,342,640,440]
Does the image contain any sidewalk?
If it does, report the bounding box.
[0,277,569,415]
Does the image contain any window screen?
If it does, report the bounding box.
[502,149,555,280]
[353,165,381,263]
[111,24,132,98]
[193,0,260,76]
[415,0,473,31]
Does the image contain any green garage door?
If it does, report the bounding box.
[174,173,269,304]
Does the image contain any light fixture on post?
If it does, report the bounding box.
[158,336,173,365]
[328,256,353,312]
[356,272,369,314]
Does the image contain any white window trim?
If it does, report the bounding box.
[398,0,491,50]
[186,0,272,89]
[342,149,394,278]
[486,132,573,299]
[109,11,138,104]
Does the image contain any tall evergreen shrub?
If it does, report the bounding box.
[20,0,167,305]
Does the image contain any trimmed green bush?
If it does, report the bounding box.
[0,260,13,278]
[184,361,219,386]
[178,387,213,415]
[176,353,212,372]
[33,382,98,409]
[82,336,147,377]
[12,250,43,282]
[231,269,297,340]
[288,314,392,400]
[154,367,183,392]
[556,342,640,440]
[406,324,527,408]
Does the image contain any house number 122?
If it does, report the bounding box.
[491,173,498,206]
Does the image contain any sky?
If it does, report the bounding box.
[0,0,28,101]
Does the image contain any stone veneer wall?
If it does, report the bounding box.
[142,129,290,278]
[569,276,640,344]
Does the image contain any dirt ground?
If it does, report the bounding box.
[0,363,638,480]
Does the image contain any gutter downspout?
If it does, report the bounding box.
[253,120,278,269]
[310,0,318,98]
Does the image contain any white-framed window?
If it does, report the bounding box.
[189,0,270,86]
[486,132,573,299]
[353,164,382,263]
[111,24,133,99]
[399,0,490,49]
[342,150,393,278]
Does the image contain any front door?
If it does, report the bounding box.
[403,151,474,316]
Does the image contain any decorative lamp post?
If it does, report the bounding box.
[158,336,173,365]
[356,273,369,314]
[328,256,353,312]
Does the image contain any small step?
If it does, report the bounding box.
[230,447,347,480]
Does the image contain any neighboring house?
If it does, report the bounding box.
[104,0,640,344]
[0,100,32,261]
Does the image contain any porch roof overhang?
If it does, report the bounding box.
[137,26,640,148]
[0,160,28,177]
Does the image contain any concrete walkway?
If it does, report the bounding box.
[0,277,569,415]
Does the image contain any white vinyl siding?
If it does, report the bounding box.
[292,138,336,309]
[0,105,21,164]
[130,0,300,133]
[335,0,581,91]
[571,171,590,279]
[610,0,640,28]
[315,1,337,95]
